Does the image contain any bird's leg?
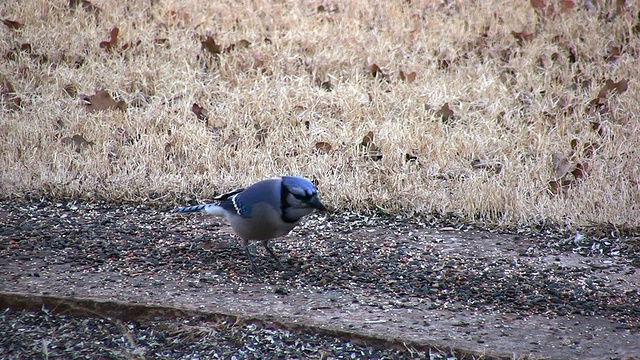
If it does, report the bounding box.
[241,239,260,274]
[262,240,284,269]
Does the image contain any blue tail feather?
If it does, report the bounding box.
[174,204,208,213]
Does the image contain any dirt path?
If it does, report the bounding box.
[1,200,639,359]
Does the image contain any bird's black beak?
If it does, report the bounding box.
[309,196,328,213]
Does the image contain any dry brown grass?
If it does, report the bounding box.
[1,0,639,228]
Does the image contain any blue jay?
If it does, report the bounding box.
[174,176,327,273]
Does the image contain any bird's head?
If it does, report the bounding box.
[281,176,327,214]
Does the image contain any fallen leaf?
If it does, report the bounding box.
[583,142,597,158]
[63,83,78,97]
[115,127,137,145]
[236,39,251,48]
[548,179,573,196]
[2,19,23,30]
[369,63,387,80]
[589,78,628,114]
[360,131,374,148]
[365,145,383,161]
[552,152,572,179]
[61,134,94,152]
[436,58,452,70]
[511,30,534,44]
[531,0,554,17]
[560,0,576,13]
[314,141,332,154]
[120,39,141,51]
[6,43,33,61]
[69,0,100,14]
[399,70,416,83]
[590,122,605,137]
[570,138,579,156]
[404,153,418,162]
[255,126,268,145]
[99,27,119,51]
[224,39,251,52]
[315,77,333,91]
[252,51,265,68]
[191,103,208,122]
[616,0,626,15]
[598,79,628,98]
[359,131,382,161]
[201,35,221,55]
[0,75,21,110]
[436,103,454,124]
[471,158,503,174]
[81,90,126,112]
[571,162,589,180]
[224,134,240,149]
[605,46,622,62]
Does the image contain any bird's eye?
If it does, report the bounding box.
[292,192,312,200]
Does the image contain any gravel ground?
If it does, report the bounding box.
[1,198,639,359]
[1,307,456,359]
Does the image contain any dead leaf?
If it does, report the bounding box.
[224,134,240,149]
[315,78,333,91]
[589,78,628,114]
[599,79,628,98]
[201,35,221,55]
[369,63,387,80]
[252,51,265,69]
[552,153,572,179]
[605,46,622,62]
[399,70,416,83]
[436,103,454,124]
[560,0,576,13]
[6,43,35,61]
[81,90,126,112]
[236,39,251,48]
[365,144,383,161]
[590,122,605,137]
[548,179,573,196]
[191,103,208,122]
[436,58,453,70]
[571,162,589,180]
[511,30,534,44]
[404,153,418,162]
[0,75,21,111]
[471,158,503,174]
[224,39,251,52]
[583,142,597,158]
[99,27,119,51]
[2,19,23,30]
[115,127,136,145]
[616,0,626,15]
[61,134,94,152]
[69,0,100,14]
[63,83,78,98]
[120,39,141,51]
[570,138,579,157]
[314,142,332,154]
[531,0,554,17]
[360,131,374,148]
[359,131,382,161]
[255,126,268,145]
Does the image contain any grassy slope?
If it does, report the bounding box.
[1,0,638,228]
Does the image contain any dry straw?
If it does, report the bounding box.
[1,0,638,228]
